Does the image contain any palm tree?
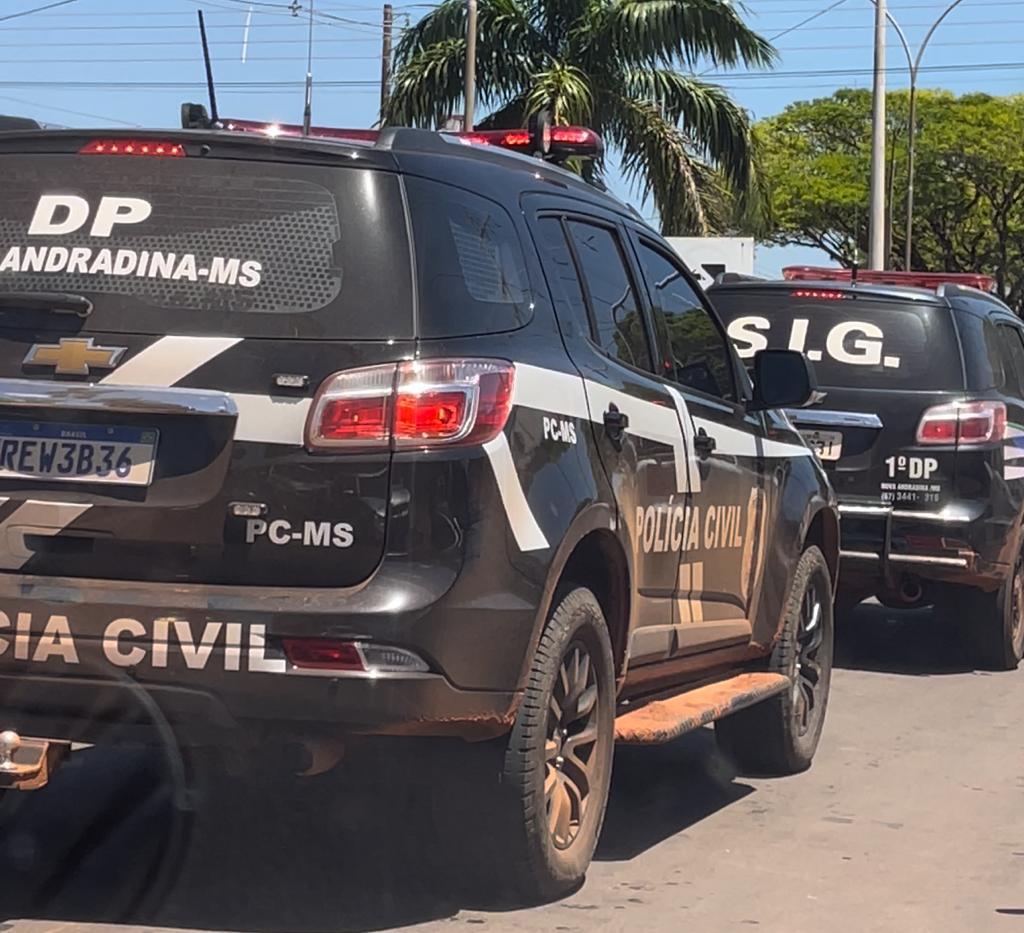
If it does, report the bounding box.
[384,0,775,234]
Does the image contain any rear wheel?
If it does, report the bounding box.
[715,545,834,775]
[947,555,1024,671]
[433,586,615,902]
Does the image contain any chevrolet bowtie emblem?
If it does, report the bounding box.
[23,337,127,376]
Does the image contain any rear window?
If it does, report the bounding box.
[0,154,414,339]
[711,289,964,390]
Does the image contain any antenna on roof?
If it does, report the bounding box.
[302,0,315,135]
[198,10,220,125]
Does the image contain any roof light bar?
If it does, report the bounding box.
[206,111,602,160]
[783,266,996,294]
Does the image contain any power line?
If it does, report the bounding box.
[0,58,1021,88]
[0,35,386,47]
[705,59,1024,81]
[0,94,141,126]
[778,36,1024,53]
[0,53,385,63]
[0,4,413,15]
[0,0,77,22]
[764,0,850,42]
[0,79,380,88]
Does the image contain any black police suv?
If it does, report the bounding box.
[711,269,1024,670]
[0,116,838,898]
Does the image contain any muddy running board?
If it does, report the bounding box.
[614,672,791,745]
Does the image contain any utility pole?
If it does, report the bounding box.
[380,3,393,119]
[868,0,887,270]
[464,0,477,130]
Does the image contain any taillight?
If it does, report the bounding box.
[80,139,185,157]
[282,639,364,671]
[305,358,514,451]
[281,638,429,674]
[916,400,1006,446]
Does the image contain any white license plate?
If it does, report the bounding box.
[800,429,843,461]
[0,422,158,486]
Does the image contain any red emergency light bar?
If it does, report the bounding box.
[217,117,603,160]
[783,265,996,294]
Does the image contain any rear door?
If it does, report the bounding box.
[712,287,965,512]
[0,133,415,587]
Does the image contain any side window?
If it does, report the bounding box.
[532,217,590,334]
[997,324,1024,396]
[404,177,532,338]
[566,221,652,371]
[635,240,735,400]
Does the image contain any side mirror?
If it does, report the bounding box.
[748,349,817,412]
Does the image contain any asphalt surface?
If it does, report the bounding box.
[2,602,1023,933]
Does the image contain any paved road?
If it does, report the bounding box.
[3,603,1024,933]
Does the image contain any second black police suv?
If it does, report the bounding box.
[712,268,1024,671]
[0,113,837,899]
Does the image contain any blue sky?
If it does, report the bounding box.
[1,0,1021,274]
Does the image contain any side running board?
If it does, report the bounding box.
[614,672,790,745]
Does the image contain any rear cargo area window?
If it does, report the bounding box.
[405,177,532,337]
[711,291,964,390]
[0,156,414,339]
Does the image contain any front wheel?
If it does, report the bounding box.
[715,545,834,775]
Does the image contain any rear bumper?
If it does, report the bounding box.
[0,559,536,747]
[0,667,519,748]
[837,500,1012,591]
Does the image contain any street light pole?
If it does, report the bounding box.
[872,0,966,270]
[464,0,477,130]
[868,0,887,270]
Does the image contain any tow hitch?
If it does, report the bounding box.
[0,729,71,791]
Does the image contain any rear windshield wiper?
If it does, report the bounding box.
[0,291,93,318]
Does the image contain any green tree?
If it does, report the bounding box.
[383,0,774,235]
[758,89,1024,307]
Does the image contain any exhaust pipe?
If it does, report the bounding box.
[284,737,346,777]
[899,577,923,604]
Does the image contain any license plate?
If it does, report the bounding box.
[800,429,843,461]
[0,422,158,486]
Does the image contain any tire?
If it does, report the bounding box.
[945,554,1024,671]
[432,586,616,903]
[715,545,834,775]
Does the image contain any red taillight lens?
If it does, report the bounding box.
[916,401,1006,446]
[305,363,396,449]
[305,359,514,451]
[918,416,957,443]
[281,638,365,671]
[394,388,470,442]
[281,638,430,674]
[318,395,392,443]
[80,139,185,157]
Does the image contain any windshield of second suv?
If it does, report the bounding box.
[711,289,965,391]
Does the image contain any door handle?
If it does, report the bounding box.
[694,427,716,458]
[603,404,629,447]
